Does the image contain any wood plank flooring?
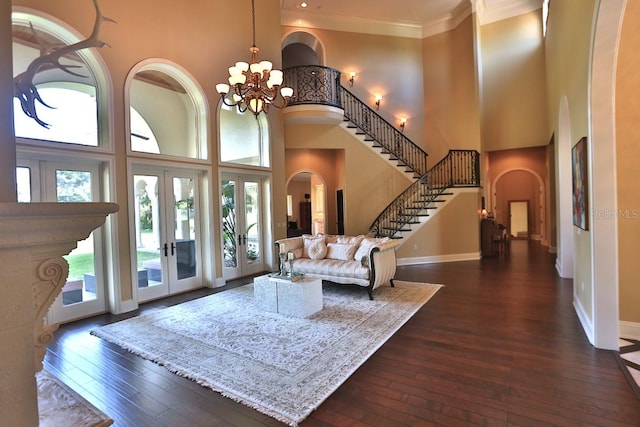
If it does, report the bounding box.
[44,240,640,426]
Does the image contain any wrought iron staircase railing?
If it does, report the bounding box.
[369,149,480,238]
[283,65,480,239]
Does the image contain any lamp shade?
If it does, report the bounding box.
[269,69,283,86]
[280,86,293,98]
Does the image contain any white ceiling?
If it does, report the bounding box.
[281,0,542,38]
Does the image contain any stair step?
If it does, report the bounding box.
[383,227,412,232]
[391,219,420,224]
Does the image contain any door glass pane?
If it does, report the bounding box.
[134,175,162,288]
[174,177,196,279]
[56,170,96,306]
[221,179,237,268]
[244,181,261,265]
[16,167,31,202]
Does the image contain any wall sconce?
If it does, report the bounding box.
[375,94,382,110]
[399,117,407,132]
[349,71,355,87]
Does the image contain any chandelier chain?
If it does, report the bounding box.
[251,0,256,48]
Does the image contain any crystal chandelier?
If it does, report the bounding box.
[216,0,293,116]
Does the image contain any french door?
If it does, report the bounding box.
[221,173,265,280]
[16,160,107,324]
[132,167,202,302]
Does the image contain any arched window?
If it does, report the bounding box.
[12,12,104,147]
[219,106,270,167]
[128,63,208,160]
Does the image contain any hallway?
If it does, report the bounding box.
[44,240,640,426]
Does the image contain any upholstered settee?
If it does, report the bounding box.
[274,234,400,299]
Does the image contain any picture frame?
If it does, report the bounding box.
[572,137,588,230]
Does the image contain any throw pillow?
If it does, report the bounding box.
[326,242,358,261]
[355,237,391,264]
[303,235,325,258]
[307,241,327,260]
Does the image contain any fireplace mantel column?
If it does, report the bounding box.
[0,202,118,426]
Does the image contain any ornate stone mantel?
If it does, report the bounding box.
[0,201,118,426]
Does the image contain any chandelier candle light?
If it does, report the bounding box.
[216,0,293,115]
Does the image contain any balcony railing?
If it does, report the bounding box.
[283,65,341,108]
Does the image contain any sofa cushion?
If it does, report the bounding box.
[326,242,358,261]
[336,235,364,246]
[292,258,370,280]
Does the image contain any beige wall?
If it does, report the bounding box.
[422,15,481,163]
[544,0,596,322]
[284,124,410,236]
[616,0,640,324]
[281,26,426,153]
[396,190,480,260]
[481,10,549,152]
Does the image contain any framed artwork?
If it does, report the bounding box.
[572,137,588,230]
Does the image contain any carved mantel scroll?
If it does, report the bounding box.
[32,257,69,371]
[0,201,118,426]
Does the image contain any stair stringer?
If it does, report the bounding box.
[338,121,416,184]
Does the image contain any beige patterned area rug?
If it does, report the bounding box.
[91,280,442,426]
[37,369,113,427]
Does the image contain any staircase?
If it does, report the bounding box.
[284,65,480,239]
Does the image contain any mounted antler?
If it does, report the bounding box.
[13,0,115,128]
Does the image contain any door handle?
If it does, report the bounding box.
[242,234,247,245]
[171,242,176,256]
[163,243,168,257]
[238,234,242,246]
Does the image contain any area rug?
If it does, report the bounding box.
[91,280,442,426]
[37,369,113,427]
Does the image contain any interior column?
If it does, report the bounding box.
[0,0,16,202]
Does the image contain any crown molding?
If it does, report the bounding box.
[281,10,424,39]
[281,0,541,39]
[474,0,542,26]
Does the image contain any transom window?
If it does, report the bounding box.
[219,106,270,167]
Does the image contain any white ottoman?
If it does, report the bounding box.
[253,275,323,318]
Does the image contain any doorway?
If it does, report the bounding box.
[221,173,266,280]
[509,200,529,239]
[132,167,202,303]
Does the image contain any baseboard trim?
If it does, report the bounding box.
[118,299,138,314]
[214,277,226,287]
[620,321,640,341]
[574,296,595,346]
[397,252,481,266]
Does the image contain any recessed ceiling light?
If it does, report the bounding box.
[300,2,308,8]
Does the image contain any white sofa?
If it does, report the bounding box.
[274,234,400,299]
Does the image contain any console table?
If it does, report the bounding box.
[253,274,323,318]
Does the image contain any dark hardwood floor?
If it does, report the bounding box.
[44,240,640,426]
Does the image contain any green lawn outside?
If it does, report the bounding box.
[64,250,160,280]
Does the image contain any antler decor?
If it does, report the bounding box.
[13,0,115,128]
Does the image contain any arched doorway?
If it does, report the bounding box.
[286,172,326,237]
